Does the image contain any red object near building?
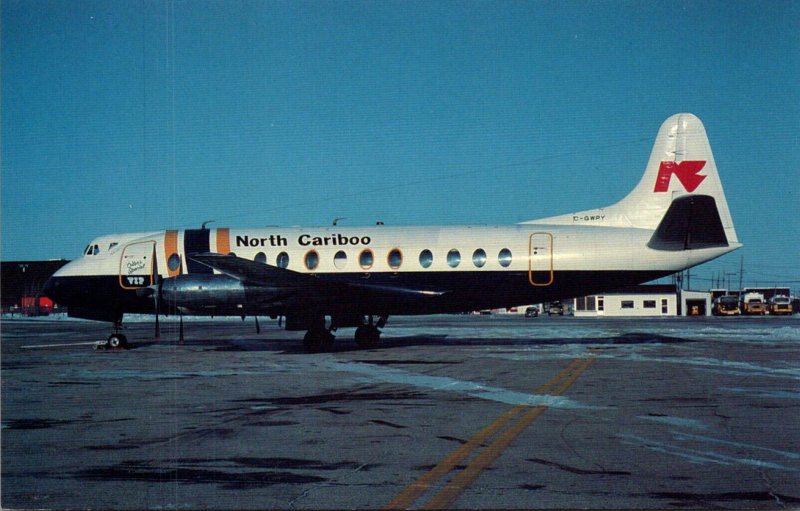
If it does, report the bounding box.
[20,296,54,316]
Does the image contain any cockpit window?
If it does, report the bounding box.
[84,240,119,256]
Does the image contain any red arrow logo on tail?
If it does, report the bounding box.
[654,160,707,192]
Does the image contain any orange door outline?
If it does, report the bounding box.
[119,241,156,289]
[528,232,553,286]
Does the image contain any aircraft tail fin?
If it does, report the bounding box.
[522,113,739,246]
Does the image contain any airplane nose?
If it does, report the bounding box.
[41,276,58,300]
[41,262,73,305]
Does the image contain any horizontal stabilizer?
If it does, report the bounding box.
[647,195,728,251]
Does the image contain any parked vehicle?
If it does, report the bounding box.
[769,295,793,315]
[712,295,741,316]
[524,306,539,318]
[741,292,767,315]
[548,301,564,316]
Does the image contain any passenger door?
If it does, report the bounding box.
[119,241,156,289]
[528,232,553,286]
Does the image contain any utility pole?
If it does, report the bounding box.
[726,272,738,294]
[738,255,744,293]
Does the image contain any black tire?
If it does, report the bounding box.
[304,330,334,353]
[303,331,318,352]
[108,334,127,349]
[355,326,380,349]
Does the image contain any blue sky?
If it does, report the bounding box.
[2,0,798,290]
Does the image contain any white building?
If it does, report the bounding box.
[573,285,713,317]
[573,285,677,317]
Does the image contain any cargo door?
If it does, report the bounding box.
[528,232,553,286]
[119,241,156,289]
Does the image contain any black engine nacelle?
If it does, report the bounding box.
[159,274,280,312]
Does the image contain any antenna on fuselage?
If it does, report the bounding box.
[201,220,215,230]
[332,217,347,226]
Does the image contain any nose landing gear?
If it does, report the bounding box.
[104,333,128,349]
[95,320,129,350]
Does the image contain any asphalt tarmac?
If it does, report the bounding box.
[2,314,799,509]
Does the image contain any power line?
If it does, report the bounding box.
[178,136,649,229]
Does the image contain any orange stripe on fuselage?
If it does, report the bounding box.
[164,230,180,277]
[216,228,230,254]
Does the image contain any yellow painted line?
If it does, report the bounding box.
[384,357,592,510]
[422,357,594,509]
[383,406,525,510]
[384,358,584,510]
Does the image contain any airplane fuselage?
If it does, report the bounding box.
[47,224,731,322]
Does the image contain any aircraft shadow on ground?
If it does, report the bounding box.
[133,331,694,354]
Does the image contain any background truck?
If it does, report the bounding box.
[713,295,741,316]
[741,292,767,315]
[768,295,793,315]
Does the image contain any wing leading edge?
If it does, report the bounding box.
[188,253,449,299]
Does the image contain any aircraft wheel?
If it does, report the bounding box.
[303,331,317,352]
[355,325,380,349]
[108,333,128,349]
[303,330,334,353]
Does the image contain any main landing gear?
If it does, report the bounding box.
[355,315,386,349]
[303,317,335,353]
[302,315,388,352]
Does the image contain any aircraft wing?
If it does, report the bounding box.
[189,252,316,288]
[188,253,449,298]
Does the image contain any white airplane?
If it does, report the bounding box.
[43,113,740,350]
